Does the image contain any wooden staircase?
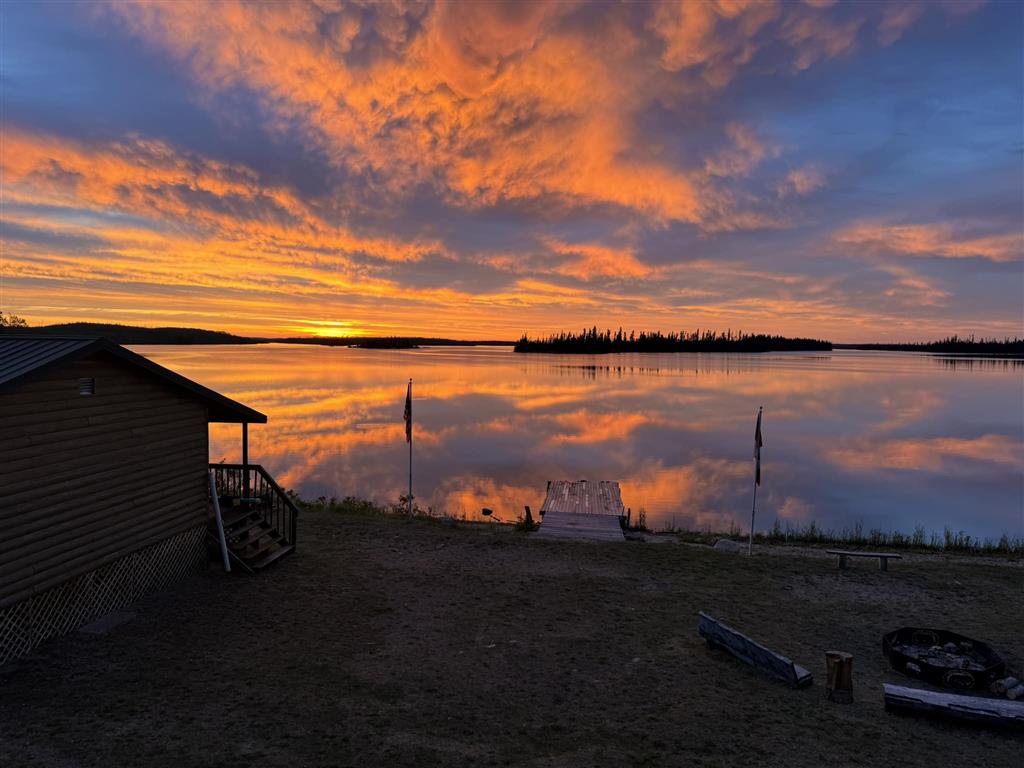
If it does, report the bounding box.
[218,506,294,571]
[209,464,298,572]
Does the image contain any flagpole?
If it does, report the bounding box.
[408,378,413,517]
[748,405,763,556]
[748,479,757,556]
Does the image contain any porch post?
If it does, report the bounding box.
[242,421,249,499]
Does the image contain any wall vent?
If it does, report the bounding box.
[79,377,95,396]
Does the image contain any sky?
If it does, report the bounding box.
[1,0,1022,341]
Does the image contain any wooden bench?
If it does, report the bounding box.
[827,549,903,571]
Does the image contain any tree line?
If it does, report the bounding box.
[837,335,1023,355]
[514,327,833,353]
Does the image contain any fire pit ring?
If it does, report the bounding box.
[883,627,1005,691]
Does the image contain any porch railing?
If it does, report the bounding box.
[209,463,298,548]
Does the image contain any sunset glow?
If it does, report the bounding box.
[2,1,1021,340]
[302,321,370,338]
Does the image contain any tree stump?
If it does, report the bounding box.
[825,651,854,703]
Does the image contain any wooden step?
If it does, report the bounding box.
[221,510,260,530]
[248,544,295,570]
[226,517,271,539]
[237,531,283,560]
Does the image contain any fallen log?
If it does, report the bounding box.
[697,611,812,689]
[883,683,1024,727]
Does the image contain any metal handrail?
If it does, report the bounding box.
[209,463,298,548]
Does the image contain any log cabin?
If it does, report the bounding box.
[0,337,297,665]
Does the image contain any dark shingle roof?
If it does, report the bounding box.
[0,336,266,423]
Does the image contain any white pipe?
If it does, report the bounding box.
[209,470,231,573]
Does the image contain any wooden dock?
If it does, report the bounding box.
[532,480,626,542]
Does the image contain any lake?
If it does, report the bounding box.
[137,345,1024,541]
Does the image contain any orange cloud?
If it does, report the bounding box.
[430,475,542,522]
[878,3,926,46]
[835,221,1023,262]
[826,434,1024,473]
[81,0,975,238]
[781,10,863,70]
[620,457,753,529]
[776,165,825,197]
[704,123,781,178]
[545,240,654,281]
[649,1,780,87]
[1,129,440,264]
[876,264,951,307]
[98,0,894,230]
[547,410,655,446]
[97,1,715,226]
[420,0,579,99]
[648,0,885,84]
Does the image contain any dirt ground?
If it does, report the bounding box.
[1,510,1021,767]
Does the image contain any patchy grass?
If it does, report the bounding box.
[291,492,500,525]
[1,510,1020,767]
[673,518,1023,559]
[294,494,1024,559]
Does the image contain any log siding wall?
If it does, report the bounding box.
[0,353,210,608]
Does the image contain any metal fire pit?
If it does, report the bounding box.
[883,627,1005,691]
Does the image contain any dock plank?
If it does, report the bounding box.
[533,480,626,542]
[533,511,625,542]
[539,480,625,517]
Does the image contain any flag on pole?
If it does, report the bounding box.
[403,379,412,443]
[753,406,763,485]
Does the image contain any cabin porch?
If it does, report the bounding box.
[209,462,298,572]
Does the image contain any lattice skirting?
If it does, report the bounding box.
[0,526,207,667]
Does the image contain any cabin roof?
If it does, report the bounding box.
[540,480,625,517]
[0,336,267,423]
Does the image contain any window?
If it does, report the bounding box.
[79,377,95,396]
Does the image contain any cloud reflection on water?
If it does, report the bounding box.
[138,345,1024,540]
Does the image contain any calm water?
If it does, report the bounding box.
[137,345,1024,540]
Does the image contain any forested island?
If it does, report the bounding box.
[835,335,1023,356]
[514,328,833,354]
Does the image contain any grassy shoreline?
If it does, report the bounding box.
[289,493,1023,558]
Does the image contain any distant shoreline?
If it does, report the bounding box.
[834,341,1024,356]
[2,323,1021,357]
[0,323,515,348]
[513,329,1024,356]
